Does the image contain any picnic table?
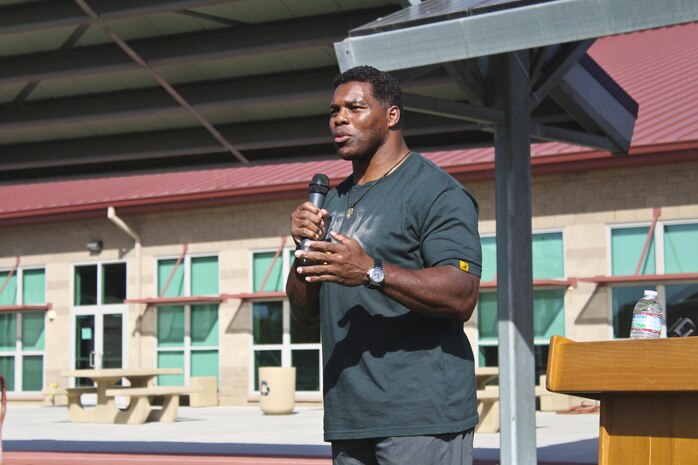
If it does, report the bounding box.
[60,368,199,424]
[475,366,499,390]
[475,367,500,433]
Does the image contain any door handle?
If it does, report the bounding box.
[89,351,95,368]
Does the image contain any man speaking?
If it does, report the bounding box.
[287,65,482,465]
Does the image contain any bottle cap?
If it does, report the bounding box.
[644,290,658,298]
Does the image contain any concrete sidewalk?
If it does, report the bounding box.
[2,405,599,463]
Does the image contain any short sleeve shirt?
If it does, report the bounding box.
[319,153,482,441]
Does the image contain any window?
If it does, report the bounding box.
[0,267,46,392]
[155,255,219,386]
[666,284,698,335]
[610,221,698,338]
[476,232,565,382]
[74,263,126,306]
[250,249,321,394]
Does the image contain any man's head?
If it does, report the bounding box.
[333,65,403,114]
[330,66,404,161]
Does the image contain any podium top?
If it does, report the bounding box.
[547,336,698,394]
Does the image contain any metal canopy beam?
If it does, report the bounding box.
[0,113,477,171]
[0,69,456,132]
[74,0,249,165]
[530,123,618,152]
[0,69,337,131]
[391,64,443,85]
[0,8,391,85]
[493,50,537,465]
[0,0,234,35]
[550,57,637,154]
[530,40,595,110]
[444,59,487,106]
[404,93,504,125]
[335,0,698,72]
[12,24,91,103]
[175,9,247,27]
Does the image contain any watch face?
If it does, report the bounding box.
[369,267,385,284]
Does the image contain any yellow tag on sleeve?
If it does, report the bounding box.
[459,260,470,272]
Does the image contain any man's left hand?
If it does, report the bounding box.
[294,231,373,286]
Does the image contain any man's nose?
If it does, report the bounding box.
[332,107,349,125]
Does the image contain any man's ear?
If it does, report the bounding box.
[387,105,401,128]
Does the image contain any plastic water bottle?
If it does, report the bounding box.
[629,290,663,339]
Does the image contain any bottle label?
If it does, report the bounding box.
[631,312,662,336]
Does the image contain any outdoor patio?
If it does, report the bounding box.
[1,404,599,464]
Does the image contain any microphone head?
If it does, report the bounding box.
[308,174,330,195]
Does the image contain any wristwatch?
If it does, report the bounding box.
[366,258,385,289]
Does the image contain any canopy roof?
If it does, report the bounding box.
[5,0,694,181]
[1,22,697,224]
[339,0,698,67]
[1,0,413,180]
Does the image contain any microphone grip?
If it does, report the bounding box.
[299,192,326,265]
[308,192,325,207]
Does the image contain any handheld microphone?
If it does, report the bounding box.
[300,174,330,265]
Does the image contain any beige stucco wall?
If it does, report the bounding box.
[2,159,697,403]
[464,160,698,349]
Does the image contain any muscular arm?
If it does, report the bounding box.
[381,262,479,321]
[295,232,480,322]
[286,258,321,327]
[285,201,327,328]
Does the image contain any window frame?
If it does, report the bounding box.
[154,253,220,384]
[475,229,567,372]
[155,252,220,298]
[248,247,322,400]
[71,259,128,307]
[531,228,567,280]
[0,266,46,393]
[607,219,698,339]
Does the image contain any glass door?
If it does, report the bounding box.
[102,313,123,369]
[72,261,127,386]
[75,315,95,387]
[74,312,124,386]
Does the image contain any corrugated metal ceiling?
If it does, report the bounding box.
[0,0,427,177]
[0,0,644,181]
[1,22,697,223]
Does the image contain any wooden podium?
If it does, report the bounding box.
[547,336,698,465]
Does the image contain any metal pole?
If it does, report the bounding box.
[493,50,537,465]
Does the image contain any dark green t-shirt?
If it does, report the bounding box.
[319,153,482,441]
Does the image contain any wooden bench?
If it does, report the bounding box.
[105,386,201,423]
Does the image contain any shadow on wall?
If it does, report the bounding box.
[574,285,610,327]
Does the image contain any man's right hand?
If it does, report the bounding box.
[290,201,328,247]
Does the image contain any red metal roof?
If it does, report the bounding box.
[2,23,698,224]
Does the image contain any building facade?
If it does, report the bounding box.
[2,157,697,403]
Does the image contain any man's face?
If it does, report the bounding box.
[329,81,391,160]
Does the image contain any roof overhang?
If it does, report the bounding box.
[335,0,698,72]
